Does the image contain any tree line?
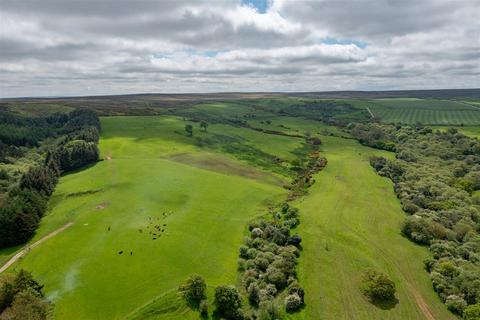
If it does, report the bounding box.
[176,132,329,319]
[0,269,49,319]
[349,123,480,317]
[0,109,101,248]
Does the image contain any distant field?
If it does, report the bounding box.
[434,125,480,138]
[456,126,480,138]
[4,103,74,116]
[365,98,480,125]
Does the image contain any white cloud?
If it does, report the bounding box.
[0,0,478,97]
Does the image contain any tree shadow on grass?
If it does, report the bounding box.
[370,297,399,310]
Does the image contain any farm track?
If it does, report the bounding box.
[366,107,375,119]
[0,222,74,273]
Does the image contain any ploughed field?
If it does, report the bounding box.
[1,101,460,319]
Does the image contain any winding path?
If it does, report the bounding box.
[0,222,73,273]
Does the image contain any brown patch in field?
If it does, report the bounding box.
[335,175,346,181]
[95,202,109,210]
[168,153,286,186]
[105,154,112,161]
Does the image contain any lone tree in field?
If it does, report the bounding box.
[185,124,193,137]
[361,269,396,302]
[179,274,206,308]
[199,121,208,132]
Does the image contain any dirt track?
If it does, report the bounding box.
[0,222,73,273]
[408,283,436,320]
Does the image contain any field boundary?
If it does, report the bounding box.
[366,107,375,119]
[0,222,74,273]
[456,100,480,110]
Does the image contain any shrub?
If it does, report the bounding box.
[445,295,467,315]
[253,256,270,271]
[242,269,258,289]
[252,237,266,249]
[266,267,287,289]
[1,289,48,320]
[246,248,258,259]
[258,300,280,320]
[20,166,57,197]
[286,234,302,247]
[288,281,305,303]
[199,299,208,317]
[402,217,432,244]
[0,169,8,180]
[284,293,302,312]
[179,274,207,306]
[360,270,396,302]
[463,303,480,320]
[283,218,300,229]
[214,285,243,319]
[239,246,249,259]
[403,202,420,214]
[284,208,299,220]
[264,284,277,297]
[247,282,260,306]
[0,270,45,315]
[251,228,263,238]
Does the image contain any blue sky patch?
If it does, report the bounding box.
[241,0,269,13]
[320,37,367,49]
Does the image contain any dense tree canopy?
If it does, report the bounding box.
[350,123,480,315]
[0,270,48,319]
[0,108,101,248]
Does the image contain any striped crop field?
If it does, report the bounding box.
[366,98,480,125]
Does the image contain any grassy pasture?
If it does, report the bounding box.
[457,126,480,138]
[0,106,463,319]
[5,116,287,319]
[431,125,480,139]
[292,135,454,320]
[364,98,480,125]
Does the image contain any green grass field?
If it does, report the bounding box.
[0,110,460,319]
[365,98,480,125]
[292,135,454,320]
[432,125,480,139]
[455,126,480,138]
[5,116,288,319]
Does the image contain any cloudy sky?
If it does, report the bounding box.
[0,0,479,97]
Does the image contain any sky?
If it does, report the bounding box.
[0,0,479,97]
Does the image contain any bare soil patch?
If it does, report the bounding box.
[95,202,109,210]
